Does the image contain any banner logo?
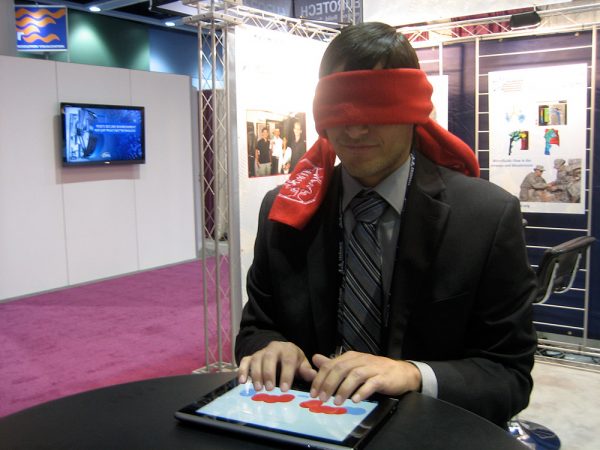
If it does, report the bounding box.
[278,161,323,205]
[15,6,68,52]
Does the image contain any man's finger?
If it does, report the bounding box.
[237,356,251,384]
[311,353,331,369]
[309,353,333,397]
[261,350,279,391]
[312,353,351,401]
[333,366,373,404]
[349,376,379,403]
[297,359,317,383]
[249,354,265,391]
[278,353,299,392]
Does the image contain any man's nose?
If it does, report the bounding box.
[344,124,369,139]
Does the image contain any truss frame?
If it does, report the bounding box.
[186,1,600,373]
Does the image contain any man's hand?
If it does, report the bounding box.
[309,351,422,405]
[237,341,317,392]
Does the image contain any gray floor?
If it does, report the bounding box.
[518,360,600,449]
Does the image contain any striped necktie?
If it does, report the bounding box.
[340,190,388,355]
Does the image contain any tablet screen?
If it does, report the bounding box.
[198,382,377,442]
[176,378,398,449]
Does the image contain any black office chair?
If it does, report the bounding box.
[533,235,596,305]
[509,235,596,450]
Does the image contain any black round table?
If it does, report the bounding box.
[0,373,527,449]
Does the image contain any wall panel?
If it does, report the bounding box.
[0,56,196,300]
[56,62,140,284]
[131,70,196,269]
[0,56,69,298]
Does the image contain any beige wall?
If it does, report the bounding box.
[0,56,197,300]
[0,0,16,56]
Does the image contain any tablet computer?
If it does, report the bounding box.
[175,378,398,449]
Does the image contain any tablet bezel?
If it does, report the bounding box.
[174,378,398,450]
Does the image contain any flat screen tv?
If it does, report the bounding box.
[60,102,145,166]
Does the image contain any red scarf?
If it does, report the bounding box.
[269,69,480,229]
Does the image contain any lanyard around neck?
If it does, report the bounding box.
[336,151,416,330]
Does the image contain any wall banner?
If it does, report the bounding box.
[15,5,68,52]
[294,0,362,23]
[488,64,587,214]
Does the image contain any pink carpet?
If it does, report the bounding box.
[0,258,231,418]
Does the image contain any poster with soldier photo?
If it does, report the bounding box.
[488,64,587,214]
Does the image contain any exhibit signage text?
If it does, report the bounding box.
[295,0,362,21]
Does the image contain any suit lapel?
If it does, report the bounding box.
[301,158,452,358]
[385,153,451,359]
[306,168,343,356]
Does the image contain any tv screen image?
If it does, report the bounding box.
[61,103,145,166]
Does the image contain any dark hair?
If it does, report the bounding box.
[319,22,420,78]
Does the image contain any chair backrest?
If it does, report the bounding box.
[535,236,596,304]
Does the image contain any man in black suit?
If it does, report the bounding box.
[235,22,537,428]
[288,120,306,171]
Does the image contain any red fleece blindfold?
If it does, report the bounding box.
[268,69,480,230]
[313,69,434,133]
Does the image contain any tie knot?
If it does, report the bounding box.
[349,190,388,224]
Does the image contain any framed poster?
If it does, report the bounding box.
[488,64,587,214]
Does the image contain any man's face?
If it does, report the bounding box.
[326,123,413,187]
[535,169,543,176]
[273,129,280,137]
[324,62,414,186]
[293,123,302,138]
[261,129,269,139]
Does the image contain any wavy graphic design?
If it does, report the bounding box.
[22,33,60,43]
[16,16,57,28]
[15,8,65,20]
[15,7,66,47]
[18,24,41,35]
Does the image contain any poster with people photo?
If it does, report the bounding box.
[234,24,326,304]
[246,110,307,178]
[488,63,587,214]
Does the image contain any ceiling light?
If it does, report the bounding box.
[165,21,176,27]
[88,6,101,13]
[509,10,541,30]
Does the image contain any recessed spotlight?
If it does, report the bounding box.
[165,21,176,27]
[89,6,101,12]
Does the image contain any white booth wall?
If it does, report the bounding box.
[233,25,327,304]
[0,55,197,301]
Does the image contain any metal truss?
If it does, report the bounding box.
[193,1,235,373]
[398,1,600,48]
[186,1,600,374]
[339,0,359,25]
[536,338,600,373]
[182,0,340,41]
[186,1,344,374]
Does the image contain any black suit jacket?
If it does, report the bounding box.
[236,151,538,427]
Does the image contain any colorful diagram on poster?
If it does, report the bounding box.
[488,64,586,214]
[197,383,377,442]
